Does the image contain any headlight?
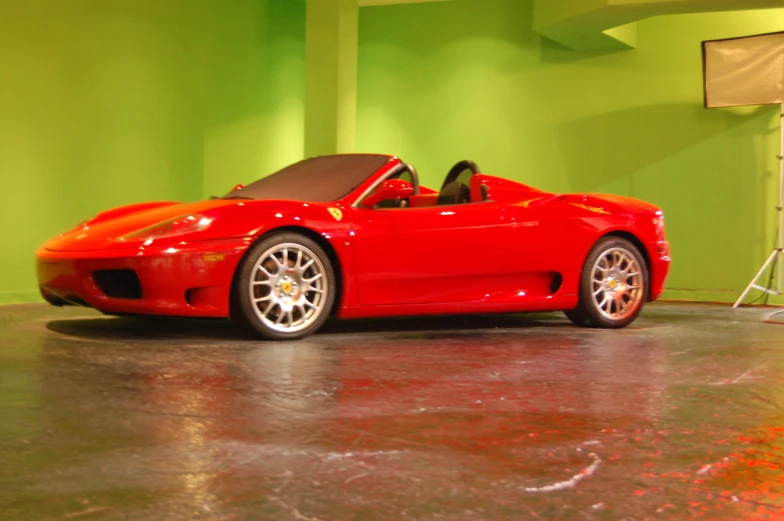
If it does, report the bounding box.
[123,214,213,240]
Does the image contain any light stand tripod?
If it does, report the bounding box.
[733,102,784,308]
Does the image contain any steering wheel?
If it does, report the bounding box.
[441,160,481,190]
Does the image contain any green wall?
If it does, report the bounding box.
[0,0,305,304]
[356,1,784,305]
[203,0,306,197]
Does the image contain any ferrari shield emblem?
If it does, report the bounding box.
[328,207,343,221]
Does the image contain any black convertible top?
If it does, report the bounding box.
[224,154,393,202]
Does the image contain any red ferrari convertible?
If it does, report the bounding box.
[36,154,670,339]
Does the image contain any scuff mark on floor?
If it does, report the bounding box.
[523,452,601,493]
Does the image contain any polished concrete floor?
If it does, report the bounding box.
[2,302,784,520]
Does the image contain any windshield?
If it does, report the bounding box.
[223,154,393,202]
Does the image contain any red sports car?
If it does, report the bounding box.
[36,154,670,340]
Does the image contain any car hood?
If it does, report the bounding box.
[44,199,246,252]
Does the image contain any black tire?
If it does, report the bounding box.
[231,232,336,340]
[565,236,649,329]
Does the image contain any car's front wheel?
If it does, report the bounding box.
[565,236,649,329]
[232,232,336,340]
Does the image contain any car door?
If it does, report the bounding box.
[349,201,508,307]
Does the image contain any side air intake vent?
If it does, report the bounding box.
[550,273,563,294]
[93,269,142,299]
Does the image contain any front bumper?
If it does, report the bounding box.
[36,237,252,317]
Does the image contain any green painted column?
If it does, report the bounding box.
[305,0,359,157]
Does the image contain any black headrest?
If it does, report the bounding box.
[438,182,470,205]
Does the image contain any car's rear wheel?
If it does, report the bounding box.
[565,236,648,329]
[232,232,336,340]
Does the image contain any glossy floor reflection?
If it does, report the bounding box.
[2,302,784,520]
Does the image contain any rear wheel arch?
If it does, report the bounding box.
[566,231,650,328]
[601,230,652,300]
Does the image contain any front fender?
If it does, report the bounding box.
[89,201,181,226]
[229,201,360,311]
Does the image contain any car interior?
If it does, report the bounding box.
[372,160,490,209]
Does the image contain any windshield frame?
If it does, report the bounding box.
[346,159,410,208]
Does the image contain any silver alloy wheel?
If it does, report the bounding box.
[248,242,328,334]
[591,247,644,321]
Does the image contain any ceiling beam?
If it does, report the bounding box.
[358,0,452,5]
[533,0,784,51]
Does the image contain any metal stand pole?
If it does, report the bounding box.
[733,102,784,307]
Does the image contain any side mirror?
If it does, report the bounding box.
[363,179,414,208]
[232,183,245,192]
